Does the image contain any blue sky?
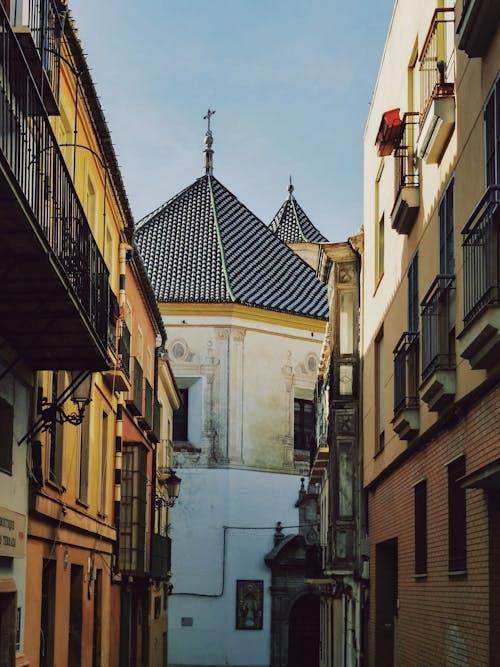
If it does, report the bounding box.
[70,0,394,241]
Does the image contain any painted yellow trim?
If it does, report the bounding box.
[158,302,327,332]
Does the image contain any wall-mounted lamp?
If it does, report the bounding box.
[155,469,182,509]
[19,371,93,445]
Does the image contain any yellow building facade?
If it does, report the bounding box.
[363,1,500,665]
[0,1,179,665]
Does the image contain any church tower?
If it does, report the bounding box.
[135,116,327,667]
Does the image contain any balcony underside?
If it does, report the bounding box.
[457,0,500,58]
[420,367,456,412]
[417,96,455,163]
[391,185,419,235]
[392,406,419,441]
[13,26,59,115]
[310,446,329,482]
[459,309,500,371]
[0,164,108,371]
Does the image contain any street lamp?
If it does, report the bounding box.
[19,370,94,445]
[155,469,182,509]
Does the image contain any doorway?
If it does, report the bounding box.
[375,538,398,667]
[288,594,320,667]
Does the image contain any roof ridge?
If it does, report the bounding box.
[207,174,236,302]
[289,196,308,243]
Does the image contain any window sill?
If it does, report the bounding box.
[448,569,467,578]
[414,573,427,580]
[76,498,89,510]
[374,446,385,459]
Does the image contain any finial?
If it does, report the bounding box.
[288,175,294,197]
[203,109,216,175]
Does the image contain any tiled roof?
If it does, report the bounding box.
[270,194,328,244]
[135,174,328,320]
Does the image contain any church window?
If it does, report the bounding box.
[294,398,314,450]
[173,388,189,442]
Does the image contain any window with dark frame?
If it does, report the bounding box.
[293,398,314,451]
[408,252,419,333]
[439,179,455,275]
[0,397,14,474]
[173,388,189,441]
[485,79,500,187]
[448,456,467,572]
[375,329,385,453]
[414,480,427,575]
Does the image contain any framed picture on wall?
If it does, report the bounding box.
[235,579,263,630]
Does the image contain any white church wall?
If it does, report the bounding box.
[168,467,302,667]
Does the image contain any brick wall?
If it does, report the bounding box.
[367,382,500,667]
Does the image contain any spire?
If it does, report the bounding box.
[203,108,216,175]
[288,174,294,198]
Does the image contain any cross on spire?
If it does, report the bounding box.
[204,108,216,133]
[203,109,216,175]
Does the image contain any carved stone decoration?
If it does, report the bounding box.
[337,264,355,285]
[169,338,196,363]
[335,409,356,436]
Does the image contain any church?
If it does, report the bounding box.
[135,115,329,667]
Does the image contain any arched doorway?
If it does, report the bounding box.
[288,593,320,667]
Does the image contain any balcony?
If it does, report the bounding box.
[0,6,111,370]
[150,533,172,580]
[9,0,61,115]
[391,332,419,441]
[420,275,456,411]
[416,8,455,163]
[119,443,147,576]
[126,357,144,416]
[310,440,329,483]
[391,113,420,235]
[459,186,500,369]
[102,311,131,392]
[149,397,161,444]
[457,0,500,58]
[139,378,153,431]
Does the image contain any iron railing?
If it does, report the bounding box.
[143,378,153,431]
[421,275,456,381]
[419,8,455,125]
[393,332,419,416]
[107,288,119,356]
[462,186,500,326]
[0,4,109,348]
[150,533,172,580]
[119,320,131,377]
[127,358,143,415]
[394,112,420,190]
[13,0,62,101]
[150,397,161,443]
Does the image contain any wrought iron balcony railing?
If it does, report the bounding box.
[127,358,143,416]
[12,0,62,105]
[150,397,161,443]
[119,320,131,377]
[393,332,419,416]
[462,186,500,327]
[394,113,420,190]
[0,4,109,350]
[419,8,455,125]
[421,275,456,381]
[140,378,154,431]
